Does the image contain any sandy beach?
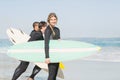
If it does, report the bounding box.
[1,50,120,80]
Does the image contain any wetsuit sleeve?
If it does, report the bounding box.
[28,33,41,41]
[54,28,60,39]
[57,28,60,39]
[44,28,51,58]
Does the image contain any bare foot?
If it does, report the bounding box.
[27,77,33,80]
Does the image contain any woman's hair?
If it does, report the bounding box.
[39,21,47,29]
[47,13,58,36]
[47,13,58,23]
[33,22,39,28]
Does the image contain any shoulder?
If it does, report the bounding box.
[31,30,42,35]
[35,31,42,35]
[54,27,60,31]
[46,26,51,30]
[30,30,35,33]
[54,27,59,29]
[45,26,51,32]
[54,27,60,32]
[30,30,35,35]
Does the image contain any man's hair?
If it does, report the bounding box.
[39,21,47,29]
[33,22,39,28]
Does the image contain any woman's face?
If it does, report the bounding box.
[49,16,57,27]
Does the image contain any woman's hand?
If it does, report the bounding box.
[45,58,50,64]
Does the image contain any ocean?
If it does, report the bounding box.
[75,38,120,62]
[0,38,120,80]
[1,38,120,48]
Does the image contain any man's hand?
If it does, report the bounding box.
[45,58,50,64]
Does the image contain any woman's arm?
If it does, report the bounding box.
[44,27,51,58]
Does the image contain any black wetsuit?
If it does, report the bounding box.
[45,26,60,80]
[12,30,44,80]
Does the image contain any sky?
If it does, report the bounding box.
[0,0,120,39]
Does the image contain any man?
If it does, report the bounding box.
[12,21,47,80]
[28,21,47,80]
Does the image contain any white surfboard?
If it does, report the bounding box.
[6,28,64,79]
[6,28,30,44]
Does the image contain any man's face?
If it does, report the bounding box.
[34,24,40,31]
[41,26,46,32]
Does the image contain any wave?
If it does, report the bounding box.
[0,39,12,48]
[0,47,8,53]
[82,47,120,62]
[1,38,120,47]
[66,38,120,47]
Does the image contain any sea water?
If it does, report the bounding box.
[71,38,120,62]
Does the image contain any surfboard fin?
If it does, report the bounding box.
[10,29,14,34]
[59,62,65,69]
[11,37,16,43]
[19,29,24,35]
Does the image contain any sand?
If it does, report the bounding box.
[1,51,120,80]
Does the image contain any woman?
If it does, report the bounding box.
[45,13,60,80]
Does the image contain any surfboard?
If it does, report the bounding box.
[7,39,101,62]
[6,28,30,44]
[6,28,64,79]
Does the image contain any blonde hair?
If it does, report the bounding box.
[47,13,58,36]
[47,13,58,23]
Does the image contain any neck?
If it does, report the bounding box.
[41,29,44,34]
[34,29,39,32]
[49,25,55,28]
